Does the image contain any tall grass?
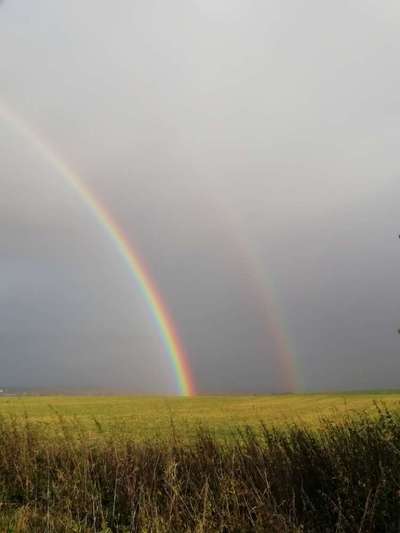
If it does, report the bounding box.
[0,405,399,531]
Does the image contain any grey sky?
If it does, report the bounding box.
[0,0,399,393]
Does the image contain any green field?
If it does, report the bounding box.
[1,391,399,440]
[1,392,400,530]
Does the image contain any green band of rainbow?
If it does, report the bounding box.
[0,103,196,397]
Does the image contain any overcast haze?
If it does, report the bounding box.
[0,1,399,393]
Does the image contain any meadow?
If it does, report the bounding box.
[1,391,400,441]
[1,392,400,532]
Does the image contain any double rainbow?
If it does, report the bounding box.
[0,103,196,397]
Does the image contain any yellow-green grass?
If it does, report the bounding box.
[0,392,399,441]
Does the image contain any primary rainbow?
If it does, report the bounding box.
[0,103,196,397]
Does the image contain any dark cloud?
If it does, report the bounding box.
[0,0,399,392]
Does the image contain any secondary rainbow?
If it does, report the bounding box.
[0,102,196,397]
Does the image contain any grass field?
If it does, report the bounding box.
[1,392,400,531]
[1,391,400,440]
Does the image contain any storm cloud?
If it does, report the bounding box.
[0,0,399,393]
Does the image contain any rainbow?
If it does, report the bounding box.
[0,103,196,397]
[193,184,299,392]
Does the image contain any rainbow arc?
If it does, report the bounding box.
[0,103,196,397]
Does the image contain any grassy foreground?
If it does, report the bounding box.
[1,392,400,440]
[0,402,400,531]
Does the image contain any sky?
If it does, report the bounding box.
[0,0,399,394]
